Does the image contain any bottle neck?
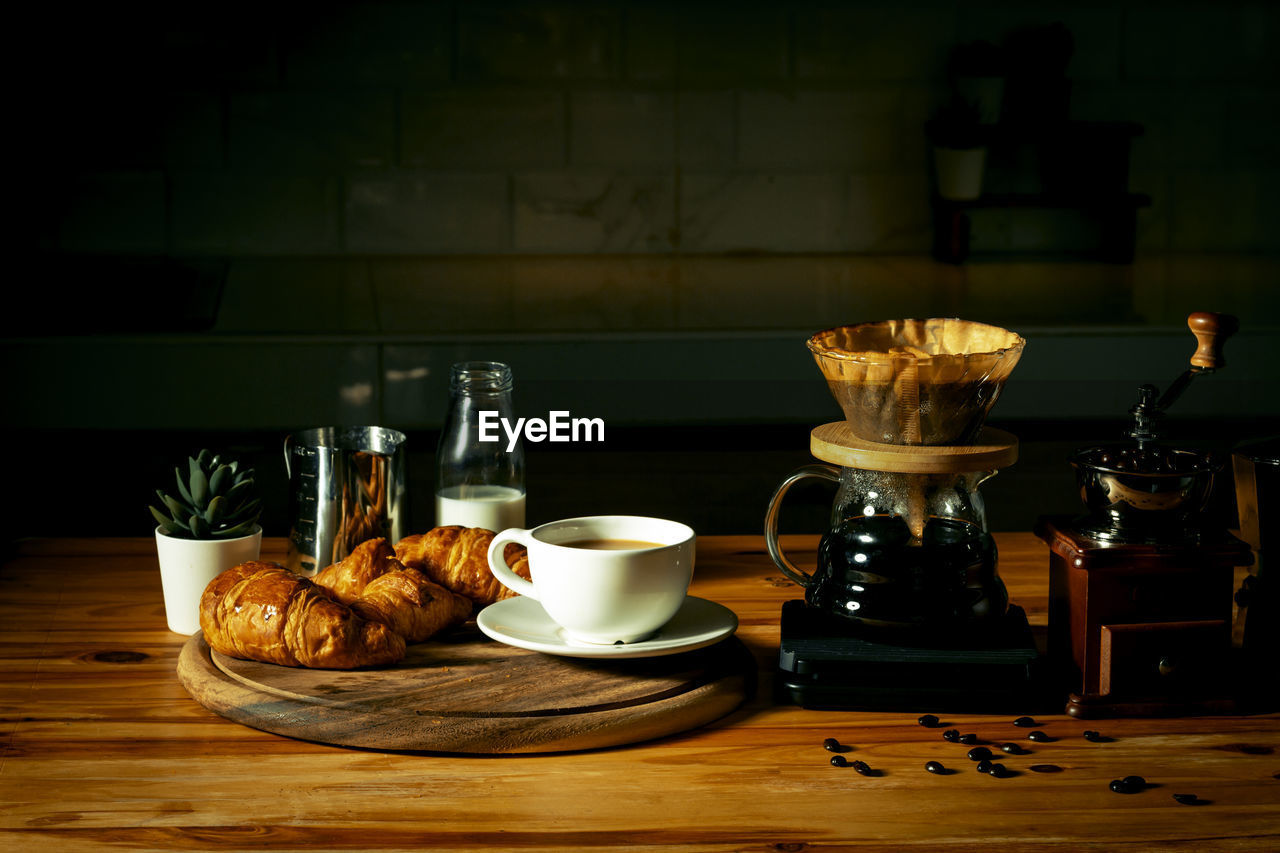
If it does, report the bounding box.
[450,361,513,396]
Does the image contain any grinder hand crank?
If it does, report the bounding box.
[1128,312,1239,449]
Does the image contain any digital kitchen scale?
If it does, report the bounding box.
[776,599,1049,712]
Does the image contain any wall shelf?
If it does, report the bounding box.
[930,121,1149,264]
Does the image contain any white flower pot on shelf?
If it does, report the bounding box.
[155,526,262,635]
[933,145,988,201]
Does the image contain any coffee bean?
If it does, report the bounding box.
[967,747,993,761]
[958,733,979,745]
[823,737,842,752]
[988,763,1010,778]
[1027,731,1053,742]
[1029,764,1061,773]
[925,761,946,774]
[830,755,849,767]
[917,714,940,728]
[1013,716,1037,728]
[999,742,1024,754]
[851,760,873,776]
[942,729,960,742]
[1122,775,1147,789]
[1173,793,1202,805]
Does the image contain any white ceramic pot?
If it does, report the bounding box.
[933,145,987,201]
[155,526,262,635]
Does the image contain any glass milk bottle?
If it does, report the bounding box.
[435,361,526,531]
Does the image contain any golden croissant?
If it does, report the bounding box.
[315,538,472,642]
[199,561,405,669]
[313,537,403,604]
[394,526,531,607]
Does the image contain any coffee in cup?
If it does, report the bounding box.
[486,516,695,644]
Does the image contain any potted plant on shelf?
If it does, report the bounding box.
[948,40,1006,126]
[927,95,988,201]
[149,449,263,634]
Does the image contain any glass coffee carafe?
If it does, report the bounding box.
[767,318,1025,642]
[767,461,1008,637]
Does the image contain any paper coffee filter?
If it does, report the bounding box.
[807,318,1025,446]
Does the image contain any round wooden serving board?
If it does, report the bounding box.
[177,626,753,754]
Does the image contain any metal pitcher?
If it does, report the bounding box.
[284,426,407,575]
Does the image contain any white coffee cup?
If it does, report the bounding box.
[486,515,696,644]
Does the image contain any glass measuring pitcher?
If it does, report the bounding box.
[765,464,1008,636]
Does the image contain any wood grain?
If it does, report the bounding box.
[2,535,1278,852]
[811,422,1019,472]
[177,629,753,754]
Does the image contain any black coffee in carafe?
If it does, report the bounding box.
[810,514,1007,639]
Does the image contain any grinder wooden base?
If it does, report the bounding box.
[178,626,753,754]
[1037,516,1253,718]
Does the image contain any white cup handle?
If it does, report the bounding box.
[488,528,538,600]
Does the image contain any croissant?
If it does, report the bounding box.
[349,567,473,643]
[313,538,401,604]
[394,526,531,607]
[314,538,472,642]
[199,561,405,669]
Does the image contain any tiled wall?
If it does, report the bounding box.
[9,2,1280,539]
[34,1,1279,259]
[11,1,1280,436]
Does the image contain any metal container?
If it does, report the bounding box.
[1071,445,1220,542]
[284,426,407,575]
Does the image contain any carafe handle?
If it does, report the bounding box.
[764,464,840,588]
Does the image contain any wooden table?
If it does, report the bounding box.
[3,535,1277,851]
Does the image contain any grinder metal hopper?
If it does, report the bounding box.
[808,318,1026,446]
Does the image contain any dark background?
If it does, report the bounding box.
[5,1,1278,545]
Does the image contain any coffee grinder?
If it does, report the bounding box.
[768,319,1044,711]
[1035,312,1254,717]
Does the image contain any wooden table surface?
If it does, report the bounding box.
[2,535,1278,852]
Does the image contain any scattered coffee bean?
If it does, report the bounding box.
[967,746,994,762]
[1029,764,1062,773]
[958,733,979,745]
[1122,775,1147,790]
[918,714,940,728]
[1173,793,1202,806]
[988,763,1010,778]
[942,729,961,742]
[1027,731,1053,742]
[1083,730,1104,742]
[823,737,842,752]
[925,761,946,774]
[1109,778,1144,794]
[999,742,1024,755]
[976,759,993,774]
[1013,716,1037,728]
[830,755,849,767]
[850,760,873,776]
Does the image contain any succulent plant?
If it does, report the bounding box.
[149,449,262,540]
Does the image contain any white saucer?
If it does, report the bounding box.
[476,595,739,659]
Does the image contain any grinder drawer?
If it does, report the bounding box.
[1098,620,1229,698]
